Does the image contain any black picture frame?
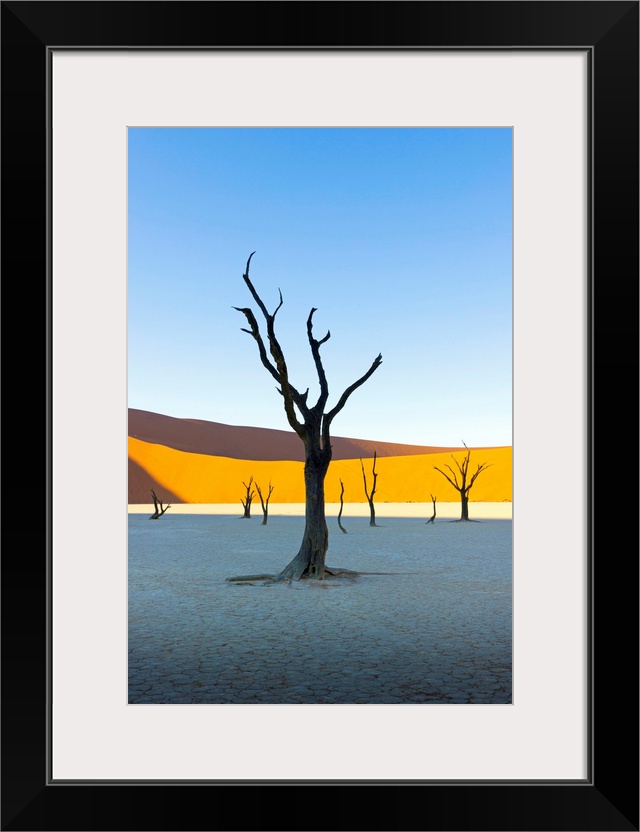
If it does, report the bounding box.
[2,2,638,830]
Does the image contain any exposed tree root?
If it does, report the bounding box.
[323,567,360,578]
[225,573,278,583]
[225,566,403,585]
[226,566,359,584]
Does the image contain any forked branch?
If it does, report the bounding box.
[323,353,383,446]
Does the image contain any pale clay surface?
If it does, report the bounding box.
[128,511,512,705]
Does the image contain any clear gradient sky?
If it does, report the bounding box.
[128,127,512,447]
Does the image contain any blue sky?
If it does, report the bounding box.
[128,128,512,447]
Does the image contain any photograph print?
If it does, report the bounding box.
[127,127,513,705]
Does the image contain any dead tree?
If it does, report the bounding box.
[240,476,255,519]
[360,451,379,527]
[255,481,274,526]
[227,252,382,582]
[433,442,492,521]
[337,478,348,534]
[149,489,171,520]
[426,493,437,524]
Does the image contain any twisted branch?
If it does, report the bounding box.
[234,252,308,436]
[323,352,383,446]
[307,308,330,414]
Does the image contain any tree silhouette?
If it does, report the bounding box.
[337,478,348,534]
[433,442,492,521]
[255,481,274,526]
[240,476,255,519]
[149,489,171,520]
[360,451,380,527]
[426,493,437,524]
[227,252,382,582]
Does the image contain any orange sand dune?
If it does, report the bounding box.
[129,436,512,505]
[128,408,470,462]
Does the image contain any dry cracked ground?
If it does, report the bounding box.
[128,514,512,705]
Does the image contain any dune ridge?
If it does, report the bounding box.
[128,410,512,505]
[128,408,477,462]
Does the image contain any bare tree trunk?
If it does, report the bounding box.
[433,442,492,522]
[227,253,382,582]
[361,452,379,527]
[368,499,377,527]
[337,478,348,534]
[278,444,330,580]
[240,477,254,519]
[149,489,171,520]
[426,493,437,524]
[256,481,274,526]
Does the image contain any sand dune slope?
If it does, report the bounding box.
[129,408,467,462]
[128,410,512,505]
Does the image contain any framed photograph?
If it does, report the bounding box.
[3,1,638,830]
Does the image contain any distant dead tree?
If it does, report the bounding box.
[149,489,171,520]
[433,442,492,521]
[426,493,437,524]
[361,451,380,527]
[227,252,382,583]
[240,476,255,519]
[337,478,348,534]
[255,481,274,526]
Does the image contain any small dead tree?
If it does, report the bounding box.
[255,481,274,526]
[426,493,437,524]
[433,442,492,521]
[149,489,171,520]
[240,476,255,519]
[337,478,348,534]
[360,451,379,527]
[227,252,382,582]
